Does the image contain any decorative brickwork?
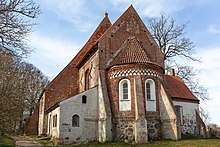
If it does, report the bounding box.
[108,36,150,67]
[109,68,162,79]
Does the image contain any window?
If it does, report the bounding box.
[174,105,183,125]
[85,70,89,91]
[82,95,87,103]
[119,79,131,111]
[72,115,79,127]
[53,114,57,127]
[145,79,155,100]
[122,82,128,99]
[145,79,156,111]
[146,82,151,100]
[119,79,131,100]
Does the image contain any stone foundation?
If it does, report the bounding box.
[146,112,161,140]
[113,119,135,141]
[181,115,197,134]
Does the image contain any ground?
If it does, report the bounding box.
[1,135,220,146]
[12,135,42,147]
[0,135,15,146]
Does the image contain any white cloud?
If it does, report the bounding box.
[43,0,95,32]
[27,32,81,79]
[110,0,205,17]
[190,48,220,83]
[195,47,220,124]
[175,47,220,125]
[208,25,220,34]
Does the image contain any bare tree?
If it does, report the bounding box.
[166,61,210,101]
[21,62,49,116]
[207,123,220,137]
[199,107,211,124]
[0,49,23,133]
[148,13,198,61]
[0,0,41,56]
[148,13,210,121]
[0,48,48,133]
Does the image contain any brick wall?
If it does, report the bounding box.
[45,64,79,110]
[24,103,39,135]
[98,6,164,71]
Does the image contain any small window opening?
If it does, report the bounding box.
[82,95,87,104]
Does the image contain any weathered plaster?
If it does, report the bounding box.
[173,101,199,135]
[59,87,99,144]
[47,107,60,139]
[159,82,180,140]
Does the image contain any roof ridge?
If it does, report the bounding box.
[73,14,112,65]
[46,14,112,89]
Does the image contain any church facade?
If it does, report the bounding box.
[32,5,206,144]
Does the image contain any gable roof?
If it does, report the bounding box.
[45,14,112,110]
[109,36,149,66]
[47,14,111,87]
[73,14,112,66]
[165,75,199,102]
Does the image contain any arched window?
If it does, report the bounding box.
[85,70,89,91]
[145,79,156,111]
[119,79,131,111]
[72,115,79,127]
[122,82,128,99]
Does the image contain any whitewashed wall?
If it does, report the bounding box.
[173,101,199,134]
[47,107,60,139]
[59,87,99,144]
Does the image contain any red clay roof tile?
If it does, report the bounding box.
[165,75,199,101]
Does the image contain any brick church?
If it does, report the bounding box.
[25,5,206,144]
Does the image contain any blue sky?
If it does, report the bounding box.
[27,0,220,125]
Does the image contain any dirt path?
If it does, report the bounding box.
[12,135,43,147]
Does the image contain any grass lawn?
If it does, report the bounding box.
[68,139,220,147]
[0,135,15,147]
[34,138,220,147]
